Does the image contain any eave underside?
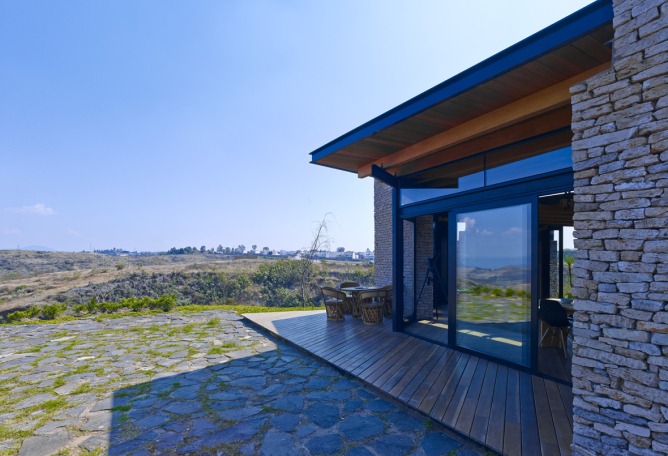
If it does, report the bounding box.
[312,23,613,187]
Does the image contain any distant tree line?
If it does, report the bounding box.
[167,244,260,255]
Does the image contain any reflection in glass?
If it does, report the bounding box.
[455,204,532,366]
[400,146,572,206]
[486,147,572,186]
[401,155,484,205]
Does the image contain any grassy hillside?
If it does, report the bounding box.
[0,250,373,317]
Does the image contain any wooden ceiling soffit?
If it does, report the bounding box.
[357,63,609,178]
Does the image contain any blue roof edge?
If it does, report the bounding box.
[309,0,612,165]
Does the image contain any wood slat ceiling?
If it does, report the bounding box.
[316,25,613,175]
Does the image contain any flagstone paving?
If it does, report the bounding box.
[0,311,490,455]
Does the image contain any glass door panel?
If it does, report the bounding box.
[455,203,532,366]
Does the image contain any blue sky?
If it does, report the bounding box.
[0,0,593,252]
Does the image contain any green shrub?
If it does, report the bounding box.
[40,303,67,320]
[72,304,87,315]
[6,306,38,322]
[120,296,148,312]
[253,260,303,306]
[148,294,176,312]
[86,298,99,313]
[98,301,122,313]
[115,264,125,270]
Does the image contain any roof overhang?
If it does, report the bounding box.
[309,0,613,185]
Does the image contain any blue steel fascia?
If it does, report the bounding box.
[309,0,612,165]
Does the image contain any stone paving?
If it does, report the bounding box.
[0,310,491,455]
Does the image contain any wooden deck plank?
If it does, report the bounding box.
[359,338,415,383]
[342,333,402,373]
[375,340,430,392]
[485,364,508,451]
[532,376,561,456]
[503,369,521,456]
[454,358,488,435]
[371,339,425,389]
[395,347,450,402]
[469,362,498,442]
[519,373,540,456]
[243,311,573,456]
[558,382,574,429]
[545,380,572,456]
[386,343,441,397]
[418,352,468,416]
[440,356,480,425]
[316,325,387,362]
[407,349,457,409]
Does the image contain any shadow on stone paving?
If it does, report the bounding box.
[87,347,489,455]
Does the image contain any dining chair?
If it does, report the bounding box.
[539,298,572,357]
[380,285,392,317]
[320,287,345,320]
[358,289,385,325]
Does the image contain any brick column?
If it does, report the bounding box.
[570,0,668,454]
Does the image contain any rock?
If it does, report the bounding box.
[305,403,340,428]
[260,430,296,456]
[421,431,461,456]
[369,434,414,456]
[305,435,343,455]
[18,431,70,456]
[339,415,385,440]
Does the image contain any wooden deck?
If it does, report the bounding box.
[243,310,573,456]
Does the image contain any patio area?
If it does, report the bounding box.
[244,310,574,456]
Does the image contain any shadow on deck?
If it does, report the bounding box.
[243,310,573,456]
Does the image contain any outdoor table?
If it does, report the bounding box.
[341,286,383,319]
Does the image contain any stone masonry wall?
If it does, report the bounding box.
[404,220,415,318]
[415,216,435,320]
[374,179,392,287]
[373,179,419,317]
[570,0,668,454]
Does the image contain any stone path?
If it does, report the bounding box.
[0,311,490,455]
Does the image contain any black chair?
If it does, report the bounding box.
[539,298,572,358]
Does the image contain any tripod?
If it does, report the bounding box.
[416,257,447,320]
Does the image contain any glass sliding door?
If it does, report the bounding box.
[455,203,532,366]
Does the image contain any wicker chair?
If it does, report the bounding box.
[358,289,386,325]
[380,285,393,317]
[320,287,345,320]
[339,282,360,315]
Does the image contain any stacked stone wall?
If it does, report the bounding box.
[415,216,434,320]
[374,179,392,287]
[570,0,668,454]
[403,220,415,317]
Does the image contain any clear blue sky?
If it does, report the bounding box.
[0,0,593,253]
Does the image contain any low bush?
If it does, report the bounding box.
[148,294,176,312]
[6,306,40,322]
[40,303,67,320]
